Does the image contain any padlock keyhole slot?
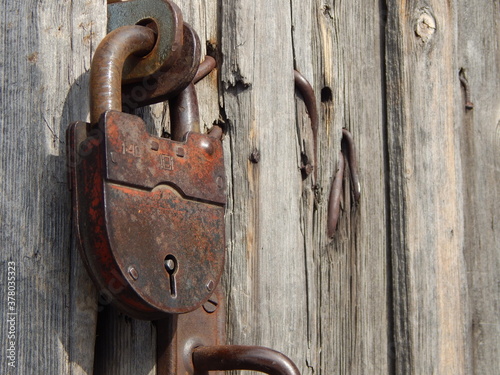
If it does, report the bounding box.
[164,254,178,298]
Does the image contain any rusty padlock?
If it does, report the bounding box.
[67,25,225,320]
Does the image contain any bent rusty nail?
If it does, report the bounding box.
[194,55,217,83]
[192,345,301,375]
[459,68,474,110]
[327,151,345,238]
[294,70,318,184]
[341,128,361,202]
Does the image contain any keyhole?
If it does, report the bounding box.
[164,254,178,298]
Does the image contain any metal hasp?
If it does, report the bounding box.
[156,281,301,375]
[108,0,202,110]
[68,23,225,318]
[107,0,184,82]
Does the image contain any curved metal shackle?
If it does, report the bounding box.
[169,83,200,141]
[169,56,218,141]
[192,345,301,375]
[90,25,156,124]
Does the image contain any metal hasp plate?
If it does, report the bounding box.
[107,0,183,82]
[67,111,226,320]
[107,0,202,108]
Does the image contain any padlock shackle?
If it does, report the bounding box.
[169,83,200,141]
[90,25,156,124]
[168,56,216,141]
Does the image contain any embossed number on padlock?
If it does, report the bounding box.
[67,25,225,320]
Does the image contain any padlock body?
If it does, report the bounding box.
[67,111,226,319]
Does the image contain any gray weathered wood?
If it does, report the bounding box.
[385,1,469,373]
[456,1,500,373]
[290,0,390,373]
[0,0,107,373]
[220,0,306,367]
[221,0,389,374]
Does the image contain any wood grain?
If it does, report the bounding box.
[219,0,306,367]
[456,1,500,373]
[385,1,468,373]
[221,0,389,374]
[0,0,106,374]
[291,0,390,373]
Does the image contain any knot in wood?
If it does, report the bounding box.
[249,149,260,163]
[415,9,436,43]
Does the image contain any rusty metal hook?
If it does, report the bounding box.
[327,151,345,238]
[192,345,301,375]
[327,129,361,238]
[294,70,318,184]
[459,68,474,110]
[341,128,361,202]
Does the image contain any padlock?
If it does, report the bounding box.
[67,25,225,320]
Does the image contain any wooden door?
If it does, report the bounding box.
[1,0,498,374]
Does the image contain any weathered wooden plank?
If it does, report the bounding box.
[0,0,106,373]
[289,4,321,374]
[385,1,469,373]
[221,0,389,374]
[456,1,500,373]
[290,0,390,374]
[220,0,310,370]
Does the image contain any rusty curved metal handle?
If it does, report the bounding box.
[192,345,301,375]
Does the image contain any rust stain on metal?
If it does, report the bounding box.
[107,0,184,82]
[68,109,226,318]
[194,56,217,83]
[327,151,345,238]
[169,83,200,140]
[121,23,202,110]
[157,285,226,375]
[341,128,361,201]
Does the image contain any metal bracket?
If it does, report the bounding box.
[107,0,201,109]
